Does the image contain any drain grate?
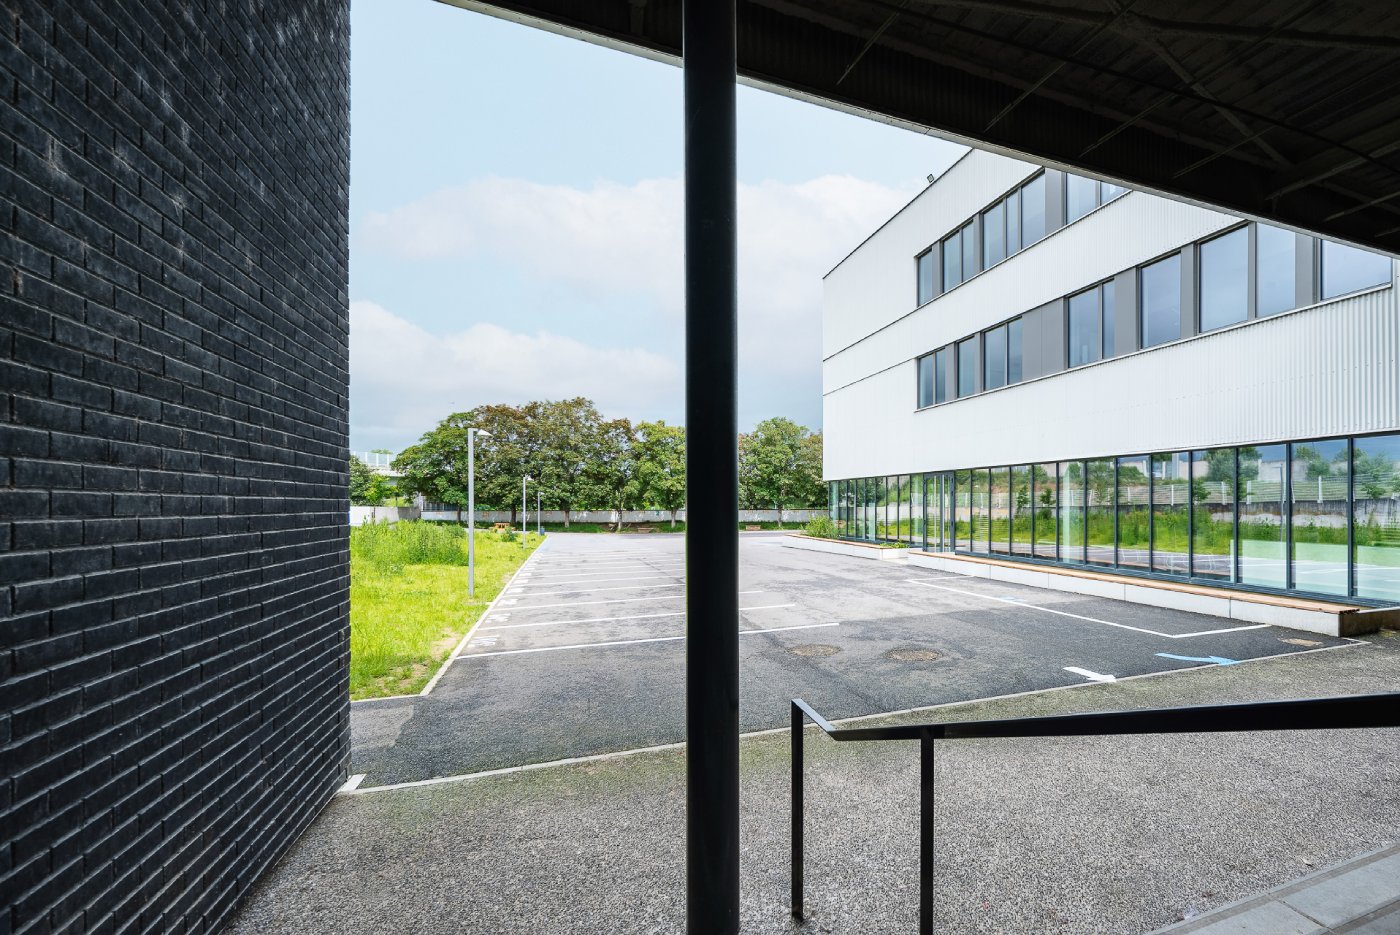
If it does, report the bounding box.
[885,648,941,662]
[790,644,841,657]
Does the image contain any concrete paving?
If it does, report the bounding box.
[350,533,1356,787]
[228,628,1400,935]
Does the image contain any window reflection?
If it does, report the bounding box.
[1010,465,1032,556]
[1199,227,1248,332]
[1322,240,1391,299]
[1116,455,1150,570]
[984,325,1007,390]
[1256,224,1296,317]
[1151,452,1191,576]
[1060,461,1086,563]
[1033,463,1058,559]
[1086,458,1115,566]
[957,338,977,398]
[1290,439,1348,596]
[1239,445,1287,589]
[1140,254,1182,348]
[1354,433,1400,601]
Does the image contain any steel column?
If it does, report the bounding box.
[684,1,740,931]
[791,702,804,920]
[920,734,935,935]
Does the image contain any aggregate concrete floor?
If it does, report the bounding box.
[227,627,1400,935]
[350,533,1356,787]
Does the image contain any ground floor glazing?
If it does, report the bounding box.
[829,431,1400,603]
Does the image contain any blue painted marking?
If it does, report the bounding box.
[1156,653,1241,666]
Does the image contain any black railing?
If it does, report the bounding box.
[790,693,1400,934]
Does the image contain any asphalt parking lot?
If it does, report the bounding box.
[349,532,1357,787]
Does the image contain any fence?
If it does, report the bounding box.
[349,505,421,526]
[418,507,827,525]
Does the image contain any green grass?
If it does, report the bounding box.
[349,521,541,699]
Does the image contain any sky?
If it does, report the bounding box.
[349,0,966,453]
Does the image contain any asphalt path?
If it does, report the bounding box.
[349,532,1356,786]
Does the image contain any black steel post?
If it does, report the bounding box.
[791,702,804,920]
[920,735,935,935]
[684,1,739,932]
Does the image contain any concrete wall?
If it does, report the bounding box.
[0,2,350,932]
[350,506,421,526]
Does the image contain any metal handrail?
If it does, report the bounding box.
[790,693,1400,934]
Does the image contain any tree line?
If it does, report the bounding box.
[351,398,826,527]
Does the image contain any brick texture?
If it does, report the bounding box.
[0,1,351,932]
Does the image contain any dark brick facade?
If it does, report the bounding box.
[0,1,350,931]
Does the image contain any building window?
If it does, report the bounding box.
[1191,448,1236,581]
[1101,280,1116,357]
[1290,438,1349,596]
[1354,433,1400,601]
[1151,451,1191,576]
[1005,187,1021,255]
[982,201,1005,267]
[1140,254,1182,348]
[1116,455,1150,570]
[1239,444,1287,589]
[1033,462,1058,560]
[942,227,963,291]
[1321,240,1391,299]
[916,249,935,306]
[1199,227,1248,333]
[1086,458,1115,566]
[934,347,950,404]
[1021,174,1046,245]
[916,353,935,408]
[1256,224,1296,317]
[1007,317,1023,383]
[983,324,1007,390]
[1059,461,1085,563]
[1068,285,1102,367]
[956,337,977,397]
[961,222,978,281]
[1066,174,1100,223]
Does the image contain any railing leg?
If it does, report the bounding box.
[920,734,934,935]
[791,701,804,921]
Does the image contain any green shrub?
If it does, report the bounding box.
[497,528,518,543]
[805,515,837,539]
[350,520,469,570]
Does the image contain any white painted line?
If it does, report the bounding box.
[1064,666,1116,683]
[340,773,366,793]
[502,590,767,612]
[515,574,679,586]
[483,604,796,630]
[417,544,547,696]
[517,583,685,595]
[905,579,1272,640]
[346,640,1367,794]
[461,622,839,657]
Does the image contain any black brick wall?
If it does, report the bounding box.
[0,1,350,931]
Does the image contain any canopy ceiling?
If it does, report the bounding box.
[445,0,1400,255]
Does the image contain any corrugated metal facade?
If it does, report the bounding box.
[823,151,1400,481]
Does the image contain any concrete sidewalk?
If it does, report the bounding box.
[228,630,1400,934]
[1149,844,1400,934]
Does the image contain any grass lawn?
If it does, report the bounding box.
[349,521,541,699]
[532,520,810,533]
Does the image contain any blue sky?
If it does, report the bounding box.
[349,0,964,452]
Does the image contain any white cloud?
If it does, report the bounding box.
[350,300,681,445]
[359,174,918,372]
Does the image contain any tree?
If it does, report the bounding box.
[527,398,610,528]
[393,406,529,523]
[590,418,639,531]
[739,417,823,524]
[635,420,686,527]
[349,455,379,506]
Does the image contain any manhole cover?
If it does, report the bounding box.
[790,644,841,657]
[886,648,941,662]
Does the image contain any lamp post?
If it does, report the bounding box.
[536,489,541,536]
[468,427,492,599]
[522,474,530,548]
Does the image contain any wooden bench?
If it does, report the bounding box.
[491,522,511,532]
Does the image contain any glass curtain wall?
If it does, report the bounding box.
[1354,433,1400,600]
[1239,445,1288,589]
[1010,464,1032,555]
[1191,449,1236,580]
[971,469,991,554]
[1152,452,1191,575]
[1086,459,1115,565]
[1061,461,1086,563]
[989,468,1011,554]
[1116,455,1150,569]
[1290,438,1349,596]
[910,474,924,546]
[955,469,972,551]
[1033,463,1058,559]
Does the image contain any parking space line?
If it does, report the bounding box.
[484,603,795,630]
[520,573,683,579]
[905,579,1270,639]
[513,583,686,595]
[503,590,766,611]
[460,622,838,657]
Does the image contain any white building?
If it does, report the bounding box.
[823,150,1400,604]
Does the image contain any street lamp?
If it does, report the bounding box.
[536,488,541,536]
[521,474,531,548]
[468,427,491,599]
